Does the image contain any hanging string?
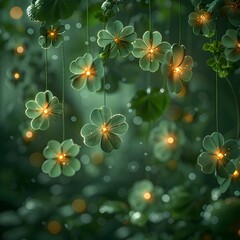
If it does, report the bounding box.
[45,48,48,90]
[178,0,182,44]
[225,77,240,139]
[103,66,107,107]
[215,14,219,133]
[61,43,65,141]
[86,0,90,53]
[148,0,152,33]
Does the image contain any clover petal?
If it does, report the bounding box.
[81,124,102,147]
[31,117,50,130]
[203,132,224,153]
[108,114,128,134]
[172,44,185,66]
[101,132,122,152]
[197,152,216,174]
[62,165,75,176]
[42,139,81,177]
[90,106,112,126]
[81,106,128,152]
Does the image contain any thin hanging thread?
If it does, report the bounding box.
[148,0,152,33]
[45,48,48,90]
[61,43,65,141]
[225,77,240,139]
[178,0,182,44]
[103,21,107,107]
[86,0,90,53]
[215,15,219,133]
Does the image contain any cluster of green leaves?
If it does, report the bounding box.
[197,132,240,193]
[203,41,238,78]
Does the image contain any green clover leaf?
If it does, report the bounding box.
[80,106,128,152]
[197,132,240,178]
[42,139,81,178]
[132,31,171,72]
[97,20,137,58]
[25,90,62,130]
[130,88,169,122]
[69,53,104,92]
[161,43,194,94]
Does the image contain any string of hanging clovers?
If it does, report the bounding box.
[187,0,240,194]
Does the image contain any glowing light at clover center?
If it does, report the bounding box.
[232,170,239,178]
[114,37,120,43]
[215,149,226,161]
[57,153,68,165]
[198,13,209,24]
[14,72,20,80]
[143,192,151,200]
[84,68,91,77]
[101,125,109,134]
[16,45,24,54]
[167,137,175,144]
[237,43,240,48]
[174,67,182,74]
[48,30,57,38]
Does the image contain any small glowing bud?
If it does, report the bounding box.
[143,192,151,200]
[57,153,67,165]
[16,45,24,54]
[25,131,33,139]
[114,37,120,43]
[232,170,239,178]
[167,137,174,144]
[14,72,20,79]
[237,43,240,48]
[101,125,108,133]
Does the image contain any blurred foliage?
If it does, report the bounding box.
[1,0,240,240]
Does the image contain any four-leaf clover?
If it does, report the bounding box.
[197,132,240,178]
[222,29,240,62]
[132,31,171,72]
[69,53,104,92]
[188,9,215,37]
[161,43,194,94]
[81,106,128,152]
[42,139,81,177]
[25,90,62,130]
[38,21,65,49]
[97,20,137,58]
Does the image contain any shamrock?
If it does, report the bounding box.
[132,31,171,72]
[222,1,240,27]
[69,53,104,92]
[7,67,25,86]
[197,132,240,178]
[188,9,215,37]
[97,20,137,58]
[42,139,81,177]
[222,29,240,62]
[25,90,62,130]
[128,180,163,212]
[80,106,128,152]
[149,120,186,162]
[161,43,194,94]
[38,21,65,49]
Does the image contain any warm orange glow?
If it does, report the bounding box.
[25,131,33,139]
[57,153,68,165]
[14,72,20,79]
[167,137,175,144]
[143,192,151,200]
[9,6,23,19]
[47,220,61,235]
[101,124,109,134]
[114,37,120,43]
[84,68,91,77]
[238,228,240,236]
[174,67,182,74]
[72,199,87,213]
[232,170,240,178]
[215,149,226,161]
[237,43,240,48]
[197,13,209,24]
[16,45,24,54]
[48,30,57,38]
[41,105,51,116]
